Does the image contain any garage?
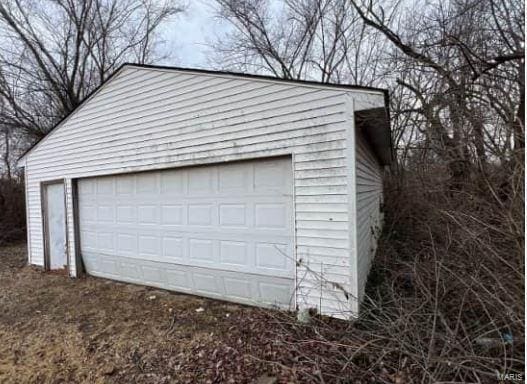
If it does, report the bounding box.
[18,63,391,318]
[77,158,295,308]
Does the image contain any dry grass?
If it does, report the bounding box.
[0,244,305,383]
[0,244,379,383]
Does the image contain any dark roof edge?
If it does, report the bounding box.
[383,90,394,164]
[355,106,393,166]
[18,63,389,163]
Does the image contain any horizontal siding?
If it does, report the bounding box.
[30,92,343,160]
[355,130,384,302]
[25,66,385,318]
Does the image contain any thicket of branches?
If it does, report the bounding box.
[212,0,524,381]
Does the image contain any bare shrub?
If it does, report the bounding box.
[354,165,524,382]
[241,165,524,383]
[0,178,26,246]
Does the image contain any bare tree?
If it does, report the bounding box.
[1,128,10,180]
[0,0,185,145]
[212,0,389,86]
[349,0,524,182]
[213,0,524,186]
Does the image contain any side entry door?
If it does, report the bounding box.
[43,181,67,271]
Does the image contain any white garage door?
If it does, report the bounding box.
[77,157,295,308]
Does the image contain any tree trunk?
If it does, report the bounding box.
[513,68,525,166]
[2,129,11,180]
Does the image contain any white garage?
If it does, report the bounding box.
[18,64,391,318]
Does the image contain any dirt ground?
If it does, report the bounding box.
[0,244,355,384]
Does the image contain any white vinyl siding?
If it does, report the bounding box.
[355,130,384,301]
[22,65,386,318]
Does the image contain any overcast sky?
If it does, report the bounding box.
[158,1,230,68]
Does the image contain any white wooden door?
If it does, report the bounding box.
[44,182,67,270]
[77,157,295,308]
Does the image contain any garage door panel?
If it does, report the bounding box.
[117,233,137,254]
[219,240,248,266]
[81,194,289,204]
[254,160,291,192]
[219,203,247,227]
[116,205,136,223]
[255,203,289,229]
[79,204,97,222]
[142,265,164,284]
[97,178,114,195]
[224,277,252,300]
[79,179,95,195]
[138,205,158,224]
[161,170,186,194]
[100,256,118,276]
[97,232,114,252]
[136,173,159,194]
[84,252,295,308]
[258,281,293,305]
[81,225,291,244]
[188,204,214,226]
[193,272,221,295]
[81,236,293,276]
[80,224,292,240]
[120,261,142,281]
[138,235,160,256]
[219,164,249,192]
[189,238,216,262]
[98,205,115,222]
[255,242,289,270]
[188,167,215,193]
[162,237,185,260]
[161,205,185,224]
[116,174,135,195]
[78,157,294,308]
[165,268,191,290]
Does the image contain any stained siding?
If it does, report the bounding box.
[23,65,385,317]
[355,130,384,302]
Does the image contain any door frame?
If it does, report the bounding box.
[41,179,69,272]
[71,178,85,276]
